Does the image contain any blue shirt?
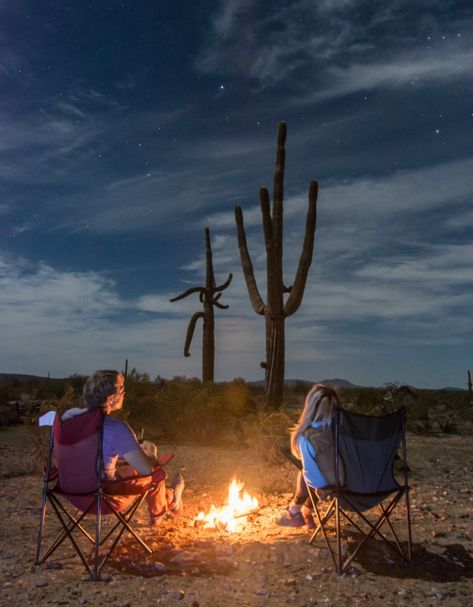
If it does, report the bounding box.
[102,416,140,479]
[297,420,332,489]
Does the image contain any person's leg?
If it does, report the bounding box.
[278,472,315,528]
[105,475,171,524]
[168,473,185,514]
[278,472,307,526]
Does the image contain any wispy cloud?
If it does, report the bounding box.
[195,0,473,98]
[299,45,473,103]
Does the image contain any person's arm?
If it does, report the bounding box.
[298,434,328,489]
[122,446,153,476]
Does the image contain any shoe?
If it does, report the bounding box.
[304,513,316,529]
[170,473,185,514]
[277,510,305,527]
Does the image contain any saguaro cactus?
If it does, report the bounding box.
[170,228,232,383]
[235,121,317,409]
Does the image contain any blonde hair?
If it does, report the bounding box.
[290,383,340,459]
[83,370,121,409]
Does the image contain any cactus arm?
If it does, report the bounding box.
[183,311,204,357]
[215,273,233,292]
[284,179,318,316]
[235,205,265,315]
[170,287,205,302]
[211,293,229,309]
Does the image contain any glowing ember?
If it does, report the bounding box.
[194,479,259,532]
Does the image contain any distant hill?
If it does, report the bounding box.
[0,373,70,385]
[248,378,361,390]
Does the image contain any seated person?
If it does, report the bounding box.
[62,369,184,526]
[278,383,340,528]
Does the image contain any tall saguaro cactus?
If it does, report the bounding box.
[170,228,232,383]
[235,121,317,409]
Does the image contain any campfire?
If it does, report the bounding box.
[194,479,259,532]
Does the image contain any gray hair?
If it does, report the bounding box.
[83,370,121,409]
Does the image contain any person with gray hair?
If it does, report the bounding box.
[63,369,184,526]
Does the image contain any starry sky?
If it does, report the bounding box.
[1,0,472,388]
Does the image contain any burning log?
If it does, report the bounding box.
[194,479,259,533]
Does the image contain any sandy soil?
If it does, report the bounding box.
[1,430,472,606]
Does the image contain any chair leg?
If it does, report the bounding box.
[35,490,48,565]
[335,498,342,573]
[405,488,413,562]
[92,493,102,581]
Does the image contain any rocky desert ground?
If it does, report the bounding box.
[1,427,472,607]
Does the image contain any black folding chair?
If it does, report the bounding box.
[35,409,154,580]
[306,408,412,573]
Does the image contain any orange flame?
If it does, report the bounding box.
[194,479,259,532]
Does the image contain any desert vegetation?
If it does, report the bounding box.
[1,371,471,481]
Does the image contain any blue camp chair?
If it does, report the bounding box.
[305,407,412,573]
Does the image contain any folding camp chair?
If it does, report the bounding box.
[35,409,154,580]
[305,407,412,574]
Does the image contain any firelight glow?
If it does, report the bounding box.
[194,479,259,532]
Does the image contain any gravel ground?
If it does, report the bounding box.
[1,430,472,606]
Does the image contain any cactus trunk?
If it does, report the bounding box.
[264,315,285,409]
[202,298,215,383]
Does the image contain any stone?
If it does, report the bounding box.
[167,589,185,600]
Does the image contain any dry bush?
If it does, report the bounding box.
[242,411,291,465]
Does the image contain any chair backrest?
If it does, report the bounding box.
[336,408,404,495]
[53,409,103,494]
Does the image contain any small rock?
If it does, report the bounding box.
[256,589,269,596]
[153,562,167,573]
[78,598,87,605]
[167,589,185,600]
[398,589,409,598]
[46,562,63,570]
[285,578,297,586]
[35,579,48,588]
[1,552,14,560]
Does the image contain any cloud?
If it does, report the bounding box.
[195,1,473,98]
[300,45,473,103]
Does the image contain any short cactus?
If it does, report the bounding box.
[171,228,232,383]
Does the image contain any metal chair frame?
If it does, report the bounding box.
[35,412,153,580]
[306,407,412,574]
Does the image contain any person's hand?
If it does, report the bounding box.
[151,466,167,484]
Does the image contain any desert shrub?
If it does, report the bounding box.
[124,376,255,444]
[0,404,18,426]
[437,416,458,434]
[241,411,291,464]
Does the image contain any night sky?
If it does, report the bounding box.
[1,1,472,388]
